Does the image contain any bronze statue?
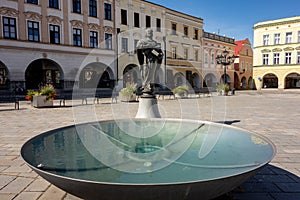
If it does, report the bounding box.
[136,29,163,96]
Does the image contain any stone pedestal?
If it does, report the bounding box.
[135,97,161,118]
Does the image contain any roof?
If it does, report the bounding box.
[234,38,250,56]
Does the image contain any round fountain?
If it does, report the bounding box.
[21,118,275,200]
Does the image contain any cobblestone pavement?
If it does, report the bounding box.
[0,90,299,200]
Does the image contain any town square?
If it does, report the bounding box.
[0,0,300,199]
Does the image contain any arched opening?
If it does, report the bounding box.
[234,72,240,89]
[241,77,247,89]
[79,62,115,89]
[123,64,140,87]
[25,59,63,89]
[220,74,231,85]
[203,73,217,88]
[248,77,254,89]
[174,72,185,87]
[263,73,278,88]
[0,61,9,90]
[192,73,201,89]
[285,73,300,89]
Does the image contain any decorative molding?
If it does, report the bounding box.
[133,32,142,39]
[261,49,271,53]
[24,11,42,21]
[115,0,121,6]
[0,7,19,17]
[254,18,300,30]
[104,26,114,34]
[88,23,101,31]
[128,3,134,10]
[70,20,84,28]
[295,46,300,50]
[272,48,282,52]
[284,47,294,51]
[46,15,63,25]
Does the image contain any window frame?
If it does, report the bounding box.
[27,20,40,42]
[73,0,81,14]
[89,0,97,17]
[171,23,177,35]
[183,26,188,37]
[121,9,127,25]
[156,18,161,32]
[273,53,280,65]
[274,33,280,45]
[104,3,112,20]
[297,51,300,64]
[194,29,199,40]
[286,32,292,44]
[3,17,17,40]
[134,12,140,28]
[49,0,59,9]
[285,52,292,64]
[263,34,269,46]
[171,47,177,59]
[262,54,269,65]
[146,15,151,28]
[105,33,112,50]
[27,0,38,5]
[121,37,128,53]
[73,28,82,47]
[90,31,98,48]
[49,24,60,44]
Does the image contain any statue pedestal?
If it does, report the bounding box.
[135,96,161,118]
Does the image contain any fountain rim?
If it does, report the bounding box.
[21,118,276,186]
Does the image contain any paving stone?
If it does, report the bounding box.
[271,193,300,200]
[0,175,15,189]
[0,193,16,200]
[13,192,42,200]
[275,183,300,192]
[38,185,66,200]
[25,178,50,192]
[0,177,33,194]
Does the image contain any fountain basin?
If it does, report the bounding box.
[21,119,275,200]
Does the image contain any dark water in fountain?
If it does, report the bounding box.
[22,120,275,185]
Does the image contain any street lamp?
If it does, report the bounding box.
[215,49,236,85]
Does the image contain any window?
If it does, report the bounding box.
[146,15,151,28]
[171,47,177,59]
[205,53,208,64]
[134,39,139,50]
[184,26,188,37]
[262,54,269,65]
[184,49,188,60]
[27,0,38,5]
[286,32,292,43]
[3,17,17,39]
[89,0,97,17]
[49,0,59,9]
[90,31,98,48]
[273,53,280,65]
[297,52,300,64]
[121,38,128,53]
[49,24,60,44]
[134,13,139,28]
[73,0,81,13]
[121,9,127,25]
[105,33,112,49]
[274,33,280,45]
[156,18,161,32]
[104,3,112,20]
[171,23,176,35]
[263,34,269,45]
[285,52,292,64]
[28,21,39,42]
[194,29,199,40]
[298,31,300,43]
[194,50,198,61]
[73,28,82,47]
[211,53,215,64]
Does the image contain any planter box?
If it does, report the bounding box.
[119,93,137,102]
[32,96,53,108]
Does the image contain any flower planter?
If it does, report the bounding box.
[119,93,137,102]
[32,95,53,108]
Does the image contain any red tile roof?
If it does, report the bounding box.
[234,38,249,56]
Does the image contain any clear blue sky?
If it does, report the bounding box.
[149,0,300,44]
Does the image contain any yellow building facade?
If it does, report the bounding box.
[253,16,300,89]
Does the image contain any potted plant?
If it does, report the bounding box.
[218,84,230,96]
[119,83,137,102]
[172,85,189,98]
[26,84,56,107]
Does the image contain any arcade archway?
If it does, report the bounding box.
[285,73,300,89]
[263,73,278,88]
[0,61,9,90]
[203,73,217,88]
[25,59,63,89]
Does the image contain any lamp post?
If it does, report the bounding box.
[215,49,236,85]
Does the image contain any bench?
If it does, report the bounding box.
[193,88,212,98]
[0,91,20,110]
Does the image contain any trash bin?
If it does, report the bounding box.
[231,88,235,95]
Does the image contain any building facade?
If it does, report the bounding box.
[253,16,300,89]
[115,0,203,90]
[202,31,236,89]
[234,38,254,89]
[0,0,117,92]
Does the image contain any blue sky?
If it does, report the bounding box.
[149,0,300,44]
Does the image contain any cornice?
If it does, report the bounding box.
[254,18,300,30]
